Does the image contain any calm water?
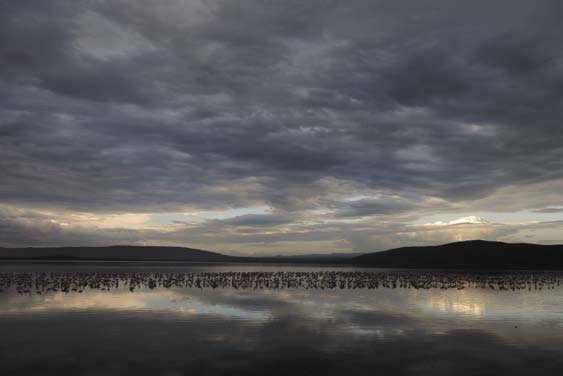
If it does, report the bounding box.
[1,264,563,375]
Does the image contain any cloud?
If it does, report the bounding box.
[1,1,563,251]
[219,213,293,227]
[423,216,490,226]
[533,208,563,214]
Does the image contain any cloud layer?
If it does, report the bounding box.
[1,1,563,253]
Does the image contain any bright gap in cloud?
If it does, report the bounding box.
[148,206,273,226]
[414,211,563,226]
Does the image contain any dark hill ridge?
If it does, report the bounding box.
[0,246,348,263]
[2,240,563,269]
[349,240,563,270]
[0,245,238,262]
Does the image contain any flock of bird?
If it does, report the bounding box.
[0,271,562,295]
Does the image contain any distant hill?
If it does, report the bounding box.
[270,253,359,261]
[3,240,563,270]
[0,245,238,262]
[349,240,563,270]
[0,245,355,264]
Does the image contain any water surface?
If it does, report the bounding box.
[1,264,563,375]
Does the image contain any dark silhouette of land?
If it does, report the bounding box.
[0,246,236,262]
[349,240,563,270]
[0,245,349,263]
[2,240,563,269]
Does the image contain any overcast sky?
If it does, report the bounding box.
[1,0,563,255]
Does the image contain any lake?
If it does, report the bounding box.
[1,263,563,375]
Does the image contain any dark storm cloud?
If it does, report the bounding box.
[1,1,563,234]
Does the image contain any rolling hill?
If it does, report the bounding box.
[349,240,563,269]
[3,240,563,269]
[0,245,238,262]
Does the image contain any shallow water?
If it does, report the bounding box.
[1,264,563,375]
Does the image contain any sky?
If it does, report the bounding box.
[1,0,563,255]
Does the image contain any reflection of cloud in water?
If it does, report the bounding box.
[2,275,563,355]
[3,282,563,326]
[0,289,270,320]
[418,288,563,322]
[425,292,485,317]
[2,279,563,374]
[4,309,563,376]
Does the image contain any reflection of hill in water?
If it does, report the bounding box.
[1,271,562,294]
